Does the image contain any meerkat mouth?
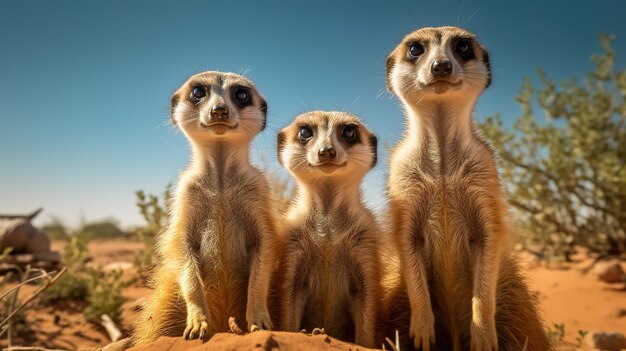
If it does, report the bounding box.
[310,162,348,173]
[421,79,463,94]
[200,122,238,130]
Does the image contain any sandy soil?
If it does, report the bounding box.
[1,239,625,350]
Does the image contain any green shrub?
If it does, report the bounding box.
[78,218,128,240]
[41,217,69,241]
[480,34,626,257]
[83,268,125,322]
[41,234,126,323]
[133,186,171,274]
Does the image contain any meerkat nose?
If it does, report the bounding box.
[431,60,452,78]
[210,105,230,121]
[318,146,337,162]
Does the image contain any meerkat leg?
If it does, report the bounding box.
[280,249,310,332]
[246,215,276,331]
[351,256,378,348]
[470,196,506,351]
[391,200,435,351]
[180,257,211,340]
[164,196,212,341]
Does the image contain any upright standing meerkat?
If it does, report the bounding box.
[275,111,381,348]
[385,27,552,351]
[132,71,277,345]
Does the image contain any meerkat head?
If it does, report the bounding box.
[170,71,267,144]
[386,26,491,102]
[277,111,377,183]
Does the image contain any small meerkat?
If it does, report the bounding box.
[385,27,552,351]
[132,71,277,345]
[275,111,381,348]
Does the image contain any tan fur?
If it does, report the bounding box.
[132,71,278,345]
[274,111,381,348]
[384,27,553,351]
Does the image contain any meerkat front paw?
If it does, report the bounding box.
[470,320,498,351]
[247,306,273,332]
[184,309,209,340]
[409,310,435,351]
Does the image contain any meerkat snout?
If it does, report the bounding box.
[317,145,337,163]
[209,104,230,122]
[431,59,452,78]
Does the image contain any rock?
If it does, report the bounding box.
[127,332,381,351]
[0,213,51,255]
[586,331,626,350]
[595,260,625,284]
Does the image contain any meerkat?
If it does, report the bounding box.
[274,111,381,348]
[384,27,553,351]
[132,71,277,345]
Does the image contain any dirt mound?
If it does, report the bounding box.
[127,332,381,351]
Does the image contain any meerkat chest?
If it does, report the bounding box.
[189,170,265,265]
[307,211,370,284]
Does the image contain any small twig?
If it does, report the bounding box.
[0,269,57,301]
[0,267,67,336]
[385,337,399,351]
[100,314,123,342]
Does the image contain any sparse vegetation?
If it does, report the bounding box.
[480,34,626,258]
[41,216,69,241]
[546,323,566,343]
[576,329,589,348]
[79,218,128,240]
[133,186,171,275]
[41,234,127,323]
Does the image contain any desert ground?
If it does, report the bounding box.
[1,239,625,351]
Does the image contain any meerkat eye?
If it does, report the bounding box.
[233,87,250,104]
[408,43,424,58]
[190,86,206,101]
[456,39,472,57]
[297,126,313,142]
[342,125,357,141]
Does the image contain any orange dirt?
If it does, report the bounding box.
[127,332,380,351]
[1,239,624,350]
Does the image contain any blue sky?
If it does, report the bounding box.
[1,0,625,227]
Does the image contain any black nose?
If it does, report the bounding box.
[210,105,229,121]
[318,146,336,161]
[431,60,452,78]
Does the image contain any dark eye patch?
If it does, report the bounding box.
[230,85,253,109]
[454,38,475,62]
[340,124,361,146]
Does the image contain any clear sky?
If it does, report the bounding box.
[1,0,625,228]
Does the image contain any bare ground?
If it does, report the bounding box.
[1,240,625,350]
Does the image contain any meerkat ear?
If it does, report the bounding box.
[385,55,396,94]
[170,92,180,126]
[277,130,286,166]
[482,48,492,89]
[258,95,268,131]
[368,134,378,169]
